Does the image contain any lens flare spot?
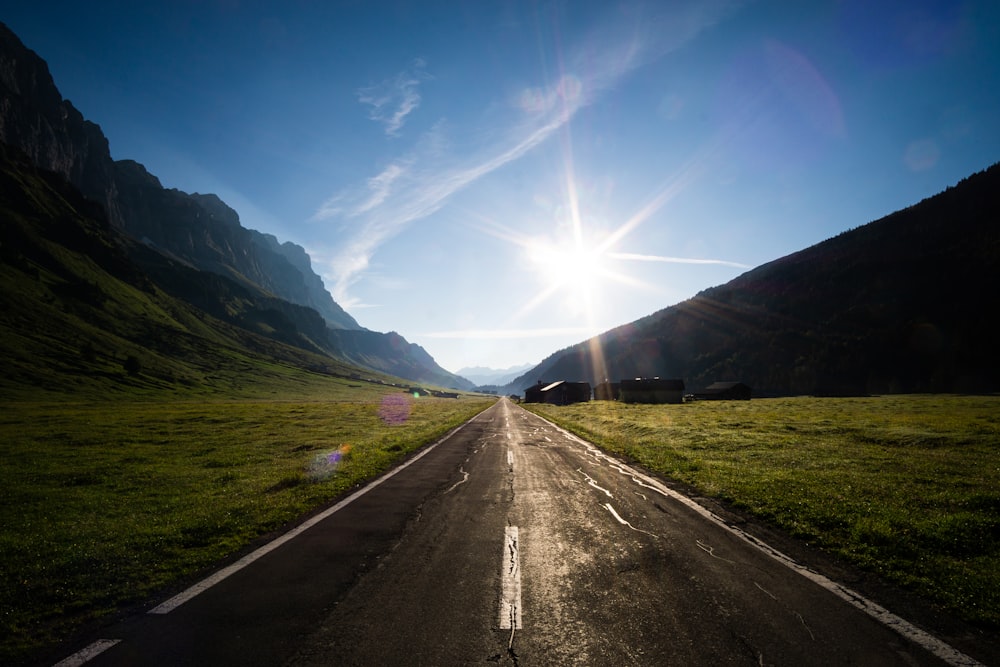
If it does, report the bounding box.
[308,444,353,481]
[378,393,413,425]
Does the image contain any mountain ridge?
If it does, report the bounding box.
[501,164,1000,397]
[0,21,471,390]
[0,22,352,328]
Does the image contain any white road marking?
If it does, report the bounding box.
[500,526,522,631]
[52,639,121,667]
[540,420,986,667]
[507,448,514,468]
[148,420,473,614]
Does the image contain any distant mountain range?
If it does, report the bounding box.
[0,22,473,392]
[456,363,536,387]
[501,163,1000,397]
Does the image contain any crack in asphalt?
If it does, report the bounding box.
[697,539,735,563]
[602,502,662,539]
[795,610,817,640]
[498,525,521,665]
[442,466,469,494]
[576,468,613,498]
[754,581,778,600]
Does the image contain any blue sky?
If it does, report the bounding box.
[5,1,1000,374]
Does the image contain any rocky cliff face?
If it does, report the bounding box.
[0,24,122,226]
[0,21,358,331]
[249,229,361,330]
[0,21,475,389]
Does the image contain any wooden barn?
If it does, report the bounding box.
[695,381,752,401]
[593,381,621,401]
[523,380,591,405]
[541,380,591,405]
[619,377,685,404]
[523,381,547,403]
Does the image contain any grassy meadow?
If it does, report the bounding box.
[525,394,1000,629]
[0,384,495,664]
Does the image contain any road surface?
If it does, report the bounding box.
[52,398,990,666]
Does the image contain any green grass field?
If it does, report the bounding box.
[4,392,997,664]
[0,387,495,665]
[524,394,1000,629]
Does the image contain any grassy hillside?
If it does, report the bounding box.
[0,142,378,401]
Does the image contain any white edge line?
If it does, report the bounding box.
[52,639,121,667]
[541,419,985,667]
[148,419,474,615]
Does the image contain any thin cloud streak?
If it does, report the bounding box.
[610,253,752,269]
[318,1,740,308]
[357,58,429,137]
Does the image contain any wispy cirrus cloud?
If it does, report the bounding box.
[316,1,742,310]
[610,253,751,269]
[358,58,429,137]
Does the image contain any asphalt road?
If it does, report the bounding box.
[52,398,990,667]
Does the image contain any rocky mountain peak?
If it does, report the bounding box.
[0,20,360,332]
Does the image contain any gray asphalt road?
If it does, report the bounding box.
[53,398,990,666]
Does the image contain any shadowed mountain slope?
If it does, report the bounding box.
[0,141,363,398]
[0,21,471,390]
[505,164,1000,397]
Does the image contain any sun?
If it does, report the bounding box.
[527,238,601,286]
[526,236,605,314]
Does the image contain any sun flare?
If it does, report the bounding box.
[526,237,604,312]
[527,239,601,286]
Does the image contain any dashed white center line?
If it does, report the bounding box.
[507,448,514,468]
[500,526,522,630]
[52,639,121,667]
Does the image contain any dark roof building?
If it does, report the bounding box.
[695,381,752,400]
[523,380,591,405]
[619,377,685,404]
[523,381,547,403]
[541,380,592,405]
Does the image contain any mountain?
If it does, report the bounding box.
[0,22,470,390]
[0,22,356,330]
[503,164,1000,397]
[456,363,536,387]
[0,128,475,398]
[0,140,350,397]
